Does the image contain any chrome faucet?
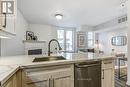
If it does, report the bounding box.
[48,39,62,56]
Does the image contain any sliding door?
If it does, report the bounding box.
[57,28,75,51]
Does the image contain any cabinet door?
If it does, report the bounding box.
[12,74,17,87]
[22,70,50,87]
[0,0,16,34]
[102,60,114,87]
[25,79,50,87]
[102,68,114,87]
[2,74,16,87]
[3,80,13,87]
[0,0,3,29]
[52,68,74,87]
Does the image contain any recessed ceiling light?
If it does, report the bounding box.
[55,14,63,20]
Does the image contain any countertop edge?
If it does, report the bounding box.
[0,66,20,86]
[0,55,115,86]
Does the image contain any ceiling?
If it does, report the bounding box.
[18,0,127,28]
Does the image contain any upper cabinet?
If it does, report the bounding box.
[0,0,17,38]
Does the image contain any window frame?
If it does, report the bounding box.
[87,32,95,48]
[57,27,76,51]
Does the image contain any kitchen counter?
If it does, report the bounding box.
[0,65,19,86]
[0,52,115,86]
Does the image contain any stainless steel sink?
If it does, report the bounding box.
[32,56,66,62]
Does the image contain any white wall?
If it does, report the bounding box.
[98,28,128,55]
[0,10,28,56]
[28,24,58,52]
[78,25,95,32]
[95,15,127,31]
[28,24,57,42]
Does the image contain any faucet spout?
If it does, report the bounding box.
[48,39,62,56]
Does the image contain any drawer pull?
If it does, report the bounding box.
[102,70,104,79]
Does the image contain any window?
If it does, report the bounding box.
[87,32,95,48]
[66,31,73,50]
[57,28,75,51]
[57,30,64,49]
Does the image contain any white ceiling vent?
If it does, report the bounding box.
[118,16,127,23]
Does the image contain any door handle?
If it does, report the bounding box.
[102,70,104,79]
[76,64,100,68]
[2,13,6,28]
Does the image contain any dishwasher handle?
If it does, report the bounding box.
[75,63,100,68]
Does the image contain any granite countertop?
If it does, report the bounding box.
[0,52,114,86]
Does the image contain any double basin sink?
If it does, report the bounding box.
[33,56,66,62]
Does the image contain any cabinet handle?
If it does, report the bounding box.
[2,13,6,28]
[49,79,51,87]
[52,78,54,87]
[104,62,112,64]
[49,78,54,87]
[76,64,100,68]
[102,70,104,79]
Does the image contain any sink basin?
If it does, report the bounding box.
[33,56,66,62]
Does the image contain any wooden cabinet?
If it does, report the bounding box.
[22,64,74,87]
[2,79,13,87]
[52,67,74,87]
[25,77,50,87]
[22,72,50,87]
[1,70,21,87]
[0,0,17,37]
[102,59,114,87]
[2,74,15,87]
[1,60,115,87]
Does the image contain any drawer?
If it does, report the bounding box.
[22,70,51,83]
[102,60,114,69]
[22,65,73,83]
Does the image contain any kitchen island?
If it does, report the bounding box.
[0,53,115,87]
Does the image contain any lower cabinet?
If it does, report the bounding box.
[22,64,74,87]
[52,69,73,87]
[2,70,21,87]
[102,59,115,87]
[2,78,13,87]
[1,60,114,87]
[25,76,50,87]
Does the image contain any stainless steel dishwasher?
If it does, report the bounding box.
[75,60,101,87]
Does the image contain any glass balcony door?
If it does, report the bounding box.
[57,29,74,51]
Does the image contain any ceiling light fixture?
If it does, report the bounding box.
[55,14,63,20]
